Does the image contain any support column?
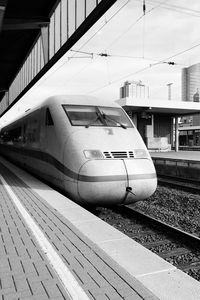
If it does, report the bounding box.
[151,114,154,136]
[170,117,173,146]
[132,113,137,127]
[175,116,179,152]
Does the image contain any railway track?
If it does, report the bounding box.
[93,205,200,281]
[158,175,200,193]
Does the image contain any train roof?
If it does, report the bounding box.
[0,95,120,129]
[41,95,120,108]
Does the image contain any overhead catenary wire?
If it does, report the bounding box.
[136,0,200,17]
[106,0,168,51]
[70,49,182,66]
[55,46,186,90]
[151,42,200,66]
[63,49,177,87]
[86,41,200,96]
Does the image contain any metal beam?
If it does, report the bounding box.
[41,25,49,64]
[0,0,118,117]
[3,17,50,30]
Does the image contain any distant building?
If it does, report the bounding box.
[120,80,149,99]
[180,63,200,148]
[182,63,200,102]
[181,63,200,126]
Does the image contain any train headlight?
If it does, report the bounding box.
[134,149,149,159]
[84,150,103,159]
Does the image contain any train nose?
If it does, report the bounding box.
[77,160,128,205]
[77,159,157,205]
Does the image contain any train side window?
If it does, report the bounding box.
[1,131,10,142]
[1,127,22,143]
[45,108,54,126]
[11,126,22,142]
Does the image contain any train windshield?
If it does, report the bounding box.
[63,105,133,128]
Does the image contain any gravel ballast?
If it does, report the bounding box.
[133,185,200,238]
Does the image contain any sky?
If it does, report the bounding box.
[2,0,200,123]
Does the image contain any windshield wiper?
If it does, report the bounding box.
[85,112,102,128]
[102,113,127,129]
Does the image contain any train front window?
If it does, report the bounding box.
[63,105,133,128]
[98,107,132,128]
[64,106,104,126]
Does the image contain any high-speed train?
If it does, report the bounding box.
[0,95,157,205]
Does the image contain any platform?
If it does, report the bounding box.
[151,150,200,161]
[151,150,200,181]
[0,155,200,300]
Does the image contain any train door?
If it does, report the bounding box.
[39,107,48,150]
[39,107,56,151]
[43,107,62,187]
[45,107,54,150]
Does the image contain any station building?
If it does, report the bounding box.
[179,63,200,148]
[179,126,200,148]
[117,81,200,152]
[182,63,200,103]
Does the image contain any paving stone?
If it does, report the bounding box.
[88,287,123,300]
[17,289,33,299]
[20,260,37,276]
[117,287,144,299]
[21,294,49,300]
[85,271,112,289]
[27,280,48,296]
[2,293,19,300]
[41,279,66,299]
[1,275,15,290]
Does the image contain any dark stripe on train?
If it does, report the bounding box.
[0,144,156,182]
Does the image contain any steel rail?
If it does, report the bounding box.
[157,175,200,192]
[126,206,200,247]
[106,205,200,276]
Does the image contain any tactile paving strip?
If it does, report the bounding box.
[0,162,158,300]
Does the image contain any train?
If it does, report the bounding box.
[0,95,157,205]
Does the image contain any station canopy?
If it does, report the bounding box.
[117,98,200,116]
[0,0,58,101]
